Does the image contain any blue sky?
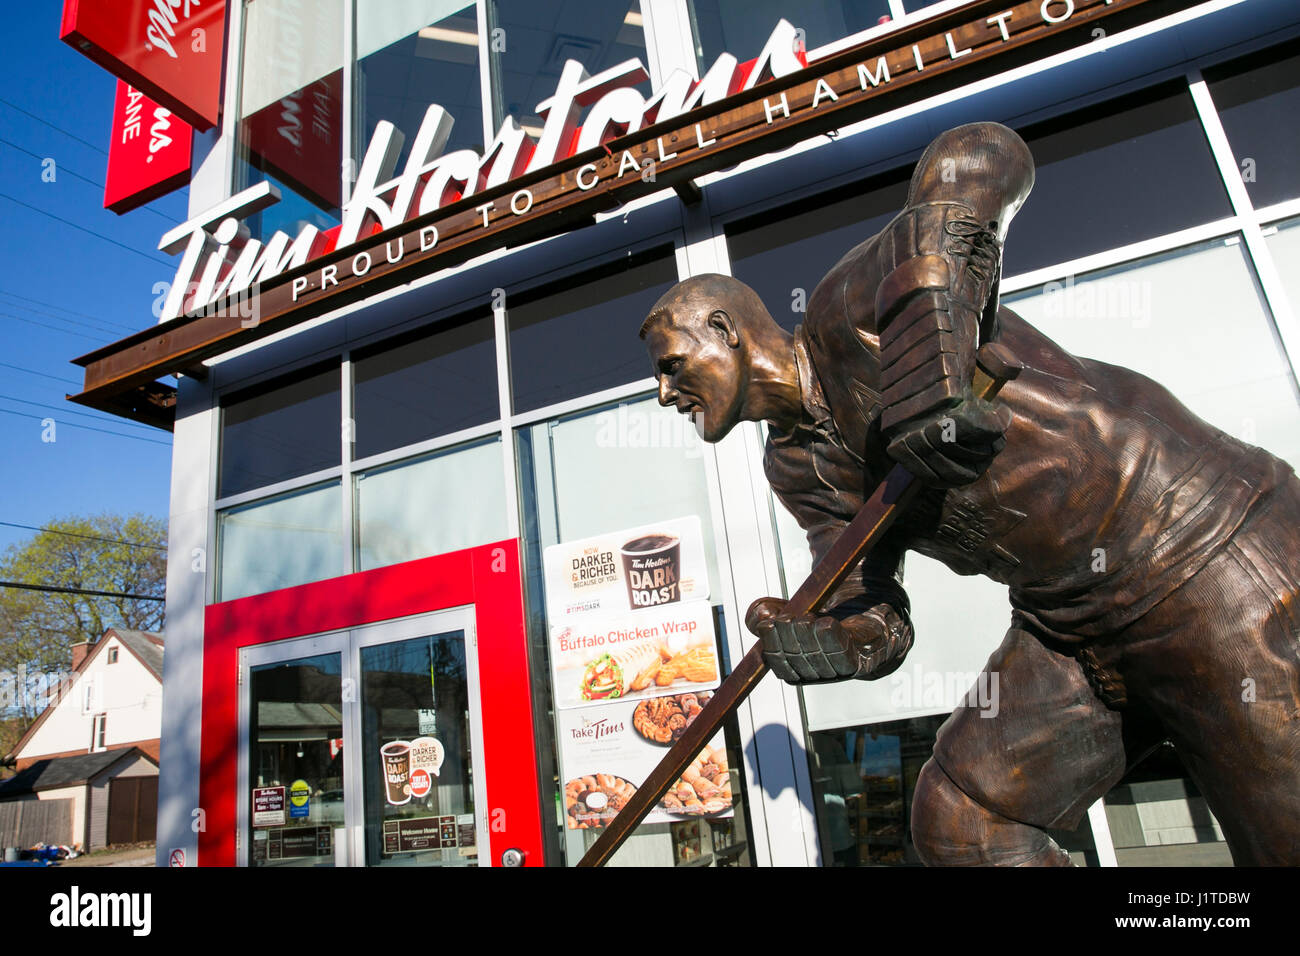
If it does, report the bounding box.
[0,4,186,556]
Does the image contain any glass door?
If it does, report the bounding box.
[240,633,349,867]
[355,609,489,866]
[238,608,489,866]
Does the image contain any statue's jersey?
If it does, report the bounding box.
[765,277,1291,645]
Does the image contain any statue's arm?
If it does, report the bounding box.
[874,122,1035,486]
[750,457,915,683]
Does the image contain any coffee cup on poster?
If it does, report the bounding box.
[620,533,681,609]
[381,740,412,806]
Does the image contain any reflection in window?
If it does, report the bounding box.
[1008,85,1232,276]
[237,0,345,240]
[487,0,648,136]
[809,715,1101,865]
[506,249,678,413]
[220,363,341,498]
[1104,743,1231,866]
[352,311,497,460]
[516,394,752,867]
[357,0,486,171]
[1207,40,1300,211]
[727,170,910,332]
[1264,216,1300,321]
[361,632,478,866]
[218,482,343,601]
[249,654,343,867]
[689,0,891,68]
[354,437,508,571]
[1005,237,1300,470]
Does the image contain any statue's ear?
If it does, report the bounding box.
[707,309,741,348]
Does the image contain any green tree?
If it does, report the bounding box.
[0,513,165,723]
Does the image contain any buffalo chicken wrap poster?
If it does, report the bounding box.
[543,516,734,828]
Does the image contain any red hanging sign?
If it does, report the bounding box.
[104,80,193,214]
[60,0,226,130]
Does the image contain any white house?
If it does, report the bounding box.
[0,629,164,850]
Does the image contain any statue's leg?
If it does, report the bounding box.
[910,625,1160,866]
[1116,476,1300,865]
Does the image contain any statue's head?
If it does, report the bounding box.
[640,274,784,443]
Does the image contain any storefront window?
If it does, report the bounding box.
[688,0,892,67]
[249,652,344,867]
[1103,743,1232,866]
[354,437,508,571]
[219,363,341,498]
[517,394,753,866]
[727,169,910,332]
[351,311,497,460]
[809,715,1101,865]
[237,0,345,241]
[1264,216,1300,317]
[218,482,344,601]
[1008,84,1233,276]
[1004,236,1300,470]
[506,248,678,413]
[356,0,487,169]
[486,0,648,135]
[1206,39,1300,211]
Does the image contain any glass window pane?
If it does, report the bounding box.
[219,483,344,601]
[488,0,648,135]
[361,632,479,866]
[809,716,1101,865]
[1004,236,1300,471]
[352,312,497,460]
[689,0,891,67]
[1104,743,1232,866]
[507,249,678,413]
[1007,85,1233,276]
[220,364,341,498]
[357,1,486,167]
[249,653,344,867]
[1207,40,1300,210]
[516,394,755,867]
[1264,215,1300,316]
[355,437,508,571]
[237,0,345,240]
[727,170,911,333]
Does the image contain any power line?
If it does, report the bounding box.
[0,520,166,552]
[0,407,171,446]
[0,580,164,602]
[0,310,104,343]
[0,363,81,387]
[0,288,150,331]
[0,305,134,340]
[0,293,137,335]
[0,135,181,227]
[0,393,164,432]
[0,309,103,343]
[0,191,173,267]
[0,96,109,156]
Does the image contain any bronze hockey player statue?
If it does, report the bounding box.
[640,122,1300,866]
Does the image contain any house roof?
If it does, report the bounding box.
[0,747,154,796]
[112,629,165,680]
[2,628,164,765]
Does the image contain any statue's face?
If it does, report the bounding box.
[644,313,746,444]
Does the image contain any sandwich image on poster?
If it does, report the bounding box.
[543,516,709,622]
[557,704,734,828]
[550,599,719,710]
